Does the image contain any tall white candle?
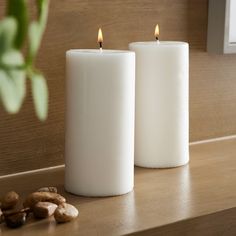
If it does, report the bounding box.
[65,48,135,196]
[129,28,189,168]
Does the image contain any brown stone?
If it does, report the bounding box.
[5,212,27,228]
[24,192,66,209]
[1,191,19,210]
[54,203,79,223]
[3,207,31,217]
[33,202,57,218]
[0,208,4,223]
[37,187,58,193]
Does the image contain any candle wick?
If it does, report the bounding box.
[99,42,103,52]
[156,37,160,44]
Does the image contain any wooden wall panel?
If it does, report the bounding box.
[0,0,236,175]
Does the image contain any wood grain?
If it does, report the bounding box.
[0,0,236,175]
[129,208,236,236]
[0,138,236,235]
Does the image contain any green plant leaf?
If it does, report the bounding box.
[0,51,26,113]
[28,22,41,60]
[1,50,24,67]
[0,70,18,113]
[0,17,17,55]
[7,0,28,49]
[3,50,26,103]
[0,68,26,114]
[8,69,26,109]
[37,0,49,29]
[31,73,48,121]
[0,1,49,121]
[28,0,49,61]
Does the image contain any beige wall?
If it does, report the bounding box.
[0,0,236,175]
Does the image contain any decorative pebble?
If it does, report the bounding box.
[37,187,58,193]
[5,212,27,228]
[33,202,57,218]
[0,208,4,223]
[1,191,19,210]
[1,187,78,229]
[24,192,66,209]
[3,207,31,217]
[54,203,79,223]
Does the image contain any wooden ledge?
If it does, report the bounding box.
[1,137,236,235]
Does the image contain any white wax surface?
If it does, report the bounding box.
[129,41,189,168]
[65,49,135,196]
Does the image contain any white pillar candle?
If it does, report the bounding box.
[65,48,135,196]
[129,35,189,168]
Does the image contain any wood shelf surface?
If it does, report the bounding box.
[1,137,236,235]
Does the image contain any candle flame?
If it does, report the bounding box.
[98,28,103,49]
[155,24,159,40]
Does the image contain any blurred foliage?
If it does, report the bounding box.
[0,0,49,121]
